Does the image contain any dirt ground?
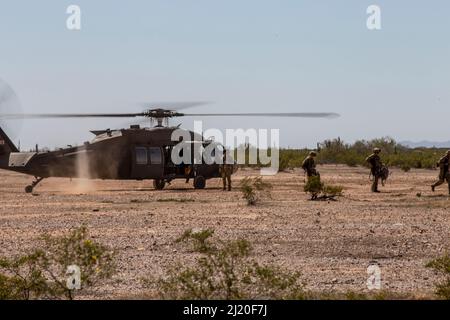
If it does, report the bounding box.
[0,165,449,299]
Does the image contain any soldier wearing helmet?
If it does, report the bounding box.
[302,151,319,179]
[431,150,450,194]
[366,148,383,192]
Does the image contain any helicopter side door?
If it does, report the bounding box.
[131,146,164,179]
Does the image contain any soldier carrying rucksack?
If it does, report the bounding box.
[366,148,384,193]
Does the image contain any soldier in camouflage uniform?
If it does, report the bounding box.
[366,148,383,193]
[431,150,450,194]
[302,151,319,180]
[221,149,233,191]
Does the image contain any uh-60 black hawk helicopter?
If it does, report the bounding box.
[0,103,339,193]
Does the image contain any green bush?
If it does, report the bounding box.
[322,184,344,197]
[235,137,444,171]
[304,176,323,196]
[145,229,306,300]
[176,228,215,253]
[0,226,115,300]
[426,255,450,299]
[0,251,49,300]
[239,177,272,205]
[401,165,411,172]
[304,176,343,200]
[344,157,359,167]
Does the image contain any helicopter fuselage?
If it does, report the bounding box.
[0,126,225,191]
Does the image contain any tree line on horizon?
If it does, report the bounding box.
[234,137,445,171]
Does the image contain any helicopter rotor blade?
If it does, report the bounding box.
[182,112,340,118]
[0,79,23,139]
[0,111,340,120]
[0,101,211,120]
[0,113,146,120]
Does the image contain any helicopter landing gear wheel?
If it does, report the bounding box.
[153,179,166,190]
[193,176,206,190]
[25,177,44,194]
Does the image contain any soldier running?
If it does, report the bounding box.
[431,150,450,194]
[366,148,383,193]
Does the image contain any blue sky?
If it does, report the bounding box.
[1,0,449,149]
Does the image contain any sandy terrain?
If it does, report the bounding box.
[0,165,449,299]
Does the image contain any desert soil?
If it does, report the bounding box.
[0,165,449,299]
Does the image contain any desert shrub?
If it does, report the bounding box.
[304,176,343,200]
[240,178,257,205]
[426,255,450,299]
[176,228,215,253]
[0,251,50,300]
[401,165,411,172]
[304,176,323,197]
[278,154,291,172]
[322,184,344,197]
[344,157,359,167]
[278,149,309,171]
[145,229,306,300]
[0,226,115,300]
[239,176,272,205]
[235,137,444,171]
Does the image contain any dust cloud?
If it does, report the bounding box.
[71,150,96,194]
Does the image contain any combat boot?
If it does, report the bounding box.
[371,183,379,193]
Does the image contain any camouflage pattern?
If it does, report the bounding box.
[431,152,450,193]
[366,151,383,192]
[301,154,318,178]
[221,151,233,191]
[221,164,233,191]
[379,166,389,186]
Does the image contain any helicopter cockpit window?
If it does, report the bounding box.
[135,147,148,165]
[149,147,162,164]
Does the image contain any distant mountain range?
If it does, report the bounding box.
[399,141,450,148]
